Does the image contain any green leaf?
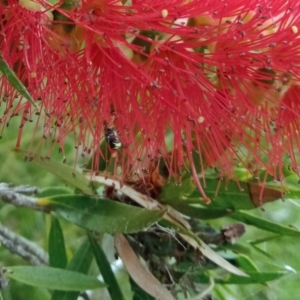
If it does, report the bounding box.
[39,187,73,198]
[193,271,287,284]
[0,56,36,107]
[166,203,232,220]
[6,266,105,291]
[232,211,300,237]
[63,239,93,272]
[221,243,252,256]
[0,285,11,300]
[189,176,255,209]
[49,216,68,269]
[249,244,274,260]
[49,195,166,234]
[160,177,195,203]
[88,233,125,300]
[233,168,253,181]
[265,172,300,200]
[249,235,280,245]
[189,176,282,210]
[236,255,259,273]
[221,271,287,284]
[51,238,94,300]
[14,149,94,195]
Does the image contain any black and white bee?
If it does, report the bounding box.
[104,119,122,150]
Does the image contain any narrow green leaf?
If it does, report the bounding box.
[14,149,94,195]
[6,266,105,291]
[249,244,274,260]
[0,286,11,300]
[0,57,36,107]
[193,271,287,284]
[51,238,94,300]
[39,187,73,198]
[160,177,195,203]
[222,271,287,284]
[190,176,282,210]
[249,235,280,245]
[266,172,300,200]
[233,168,253,182]
[232,211,300,237]
[88,233,125,300]
[65,239,93,272]
[49,195,166,234]
[166,203,232,220]
[160,178,235,219]
[259,166,300,199]
[49,216,68,269]
[189,176,255,210]
[236,255,259,273]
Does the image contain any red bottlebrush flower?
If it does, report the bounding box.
[1,0,300,202]
[269,85,300,178]
[0,0,80,149]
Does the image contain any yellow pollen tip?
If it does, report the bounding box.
[197,116,205,123]
[161,9,168,19]
[292,26,298,34]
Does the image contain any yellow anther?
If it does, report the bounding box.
[161,9,168,19]
[292,26,298,34]
[197,116,205,123]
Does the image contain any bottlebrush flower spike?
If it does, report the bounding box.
[0,0,83,151]
[1,0,300,202]
[270,85,300,178]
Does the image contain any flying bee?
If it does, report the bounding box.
[104,117,122,150]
